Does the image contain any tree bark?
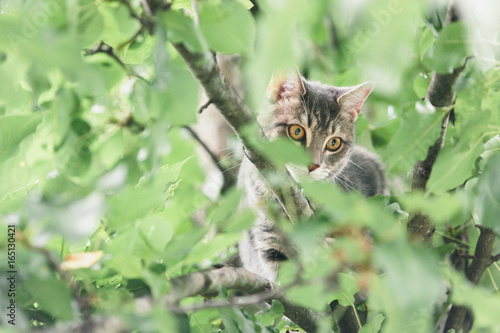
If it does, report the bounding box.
[173,43,313,221]
[165,266,329,333]
[407,0,465,244]
[444,227,498,332]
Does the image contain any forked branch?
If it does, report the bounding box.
[407,0,466,244]
[164,266,328,333]
[173,43,313,220]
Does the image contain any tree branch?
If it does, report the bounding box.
[173,43,313,220]
[165,266,275,305]
[444,227,498,332]
[164,266,329,333]
[84,41,148,81]
[407,0,466,244]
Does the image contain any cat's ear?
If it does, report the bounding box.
[267,70,306,101]
[338,81,375,121]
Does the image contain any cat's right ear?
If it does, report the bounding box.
[267,71,306,101]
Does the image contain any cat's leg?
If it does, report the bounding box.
[239,215,293,282]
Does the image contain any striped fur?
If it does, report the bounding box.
[238,75,387,281]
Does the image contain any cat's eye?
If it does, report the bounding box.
[325,137,342,151]
[288,125,305,141]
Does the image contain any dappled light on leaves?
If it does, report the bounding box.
[0,0,499,332]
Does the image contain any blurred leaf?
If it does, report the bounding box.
[385,106,444,172]
[474,153,500,233]
[331,273,360,307]
[427,135,484,194]
[25,276,74,321]
[481,134,500,163]
[400,192,463,226]
[287,283,329,312]
[256,299,284,327]
[243,124,311,167]
[0,114,42,161]
[413,73,431,98]
[108,159,187,229]
[77,0,104,48]
[371,242,443,332]
[181,233,241,267]
[98,1,140,48]
[199,0,255,54]
[370,119,400,148]
[447,269,500,330]
[137,215,173,252]
[359,313,384,333]
[424,22,470,73]
[123,35,155,65]
[162,11,203,52]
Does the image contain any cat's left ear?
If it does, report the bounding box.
[338,81,375,121]
[267,70,306,101]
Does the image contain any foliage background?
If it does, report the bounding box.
[0,0,499,332]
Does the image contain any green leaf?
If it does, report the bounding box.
[199,0,255,54]
[427,136,484,194]
[399,192,463,226]
[108,160,188,229]
[134,57,198,125]
[474,153,500,233]
[384,105,444,172]
[25,276,74,320]
[162,11,203,52]
[425,22,469,73]
[106,228,144,278]
[98,1,141,48]
[481,134,500,163]
[370,118,400,148]
[359,313,385,333]
[0,114,42,161]
[123,35,156,65]
[447,269,500,330]
[77,0,104,48]
[107,184,163,229]
[331,273,360,307]
[181,233,241,267]
[137,215,173,252]
[287,283,329,312]
[256,299,285,327]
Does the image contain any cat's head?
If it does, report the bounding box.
[260,72,374,181]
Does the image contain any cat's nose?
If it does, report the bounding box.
[308,164,320,172]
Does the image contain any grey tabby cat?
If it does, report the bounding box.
[238,73,387,282]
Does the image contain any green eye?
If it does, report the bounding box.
[288,125,305,141]
[326,137,342,151]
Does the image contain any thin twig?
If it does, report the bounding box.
[173,43,313,221]
[164,266,329,333]
[198,99,212,113]
[491,253,500,264]
[183,125,236,192]
[84,41,148,82]
[140,0,153,16]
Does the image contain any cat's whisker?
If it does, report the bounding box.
[215,147,236,154]
[347,158,367,174]
[338,169,366,176]
[335,174,364,196]
[218,152,241,165]
[222,163,241,174]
